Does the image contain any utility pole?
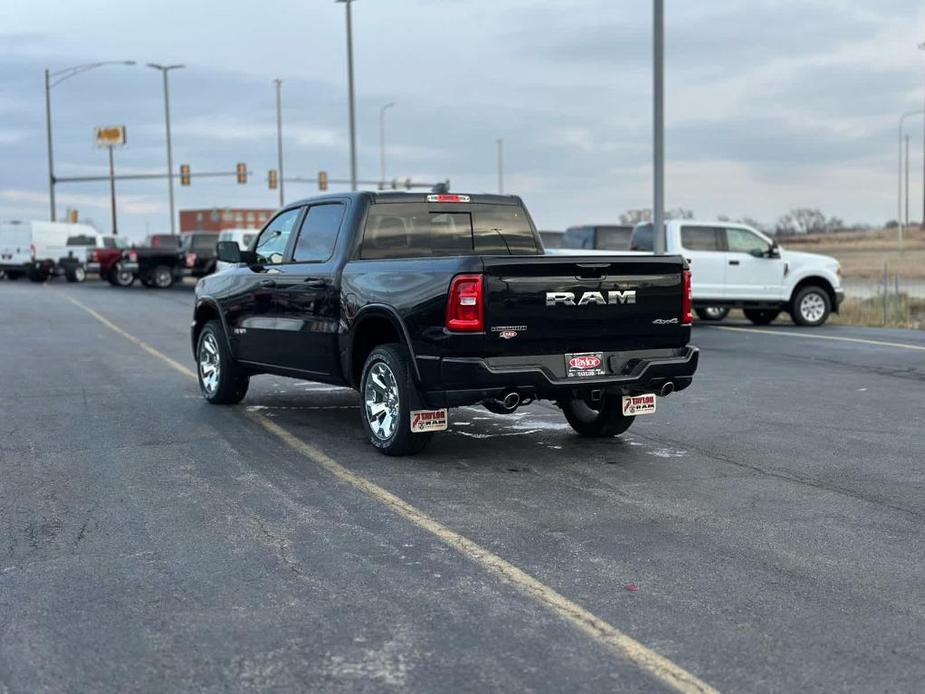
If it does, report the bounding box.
[919,42,925,231]
[497,138,504,194]
[338,0,358,191]
[148,63,185,234]
[905,134,911,229]
[274,79,285,206]
[44,70,56,221]
[43,61,135,222]
[897,109,922,252]
[653,0,665,254]
[107,145,118,235]
[379,102,394,188]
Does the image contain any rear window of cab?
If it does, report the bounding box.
[359,203,539,259]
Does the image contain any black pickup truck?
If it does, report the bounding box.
[191,192,698,455]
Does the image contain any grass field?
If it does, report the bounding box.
[781,227,925,280]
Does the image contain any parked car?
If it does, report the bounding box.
[192,192,699,455]
[181,232,220,278]
[561,225,634,251]
[629,221,844,326]
[215,228,258,273]
[1,220,104,282]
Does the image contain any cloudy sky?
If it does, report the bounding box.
[2,0,925,239]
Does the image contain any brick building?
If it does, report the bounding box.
[179,208,275,233]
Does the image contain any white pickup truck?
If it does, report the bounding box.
[625,221,844,326]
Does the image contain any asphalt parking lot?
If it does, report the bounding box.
[1,280,923,693]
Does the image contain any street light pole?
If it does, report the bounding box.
[274,79,285,206]
[108,145,118,235]
[897,109,923,252]
[905,134,911,228]
[148,64,184,235]
[497,138,504,194]
[338,0,358,191]
[653,0,665,254]
[44,61,135,222]
[919,42,925,231]
[379,102,394,188]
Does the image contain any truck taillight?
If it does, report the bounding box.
[128,250,138,262]
[89,250,98,262]
[682,269,693,325]
[186,252,197,268]
[446,274,484,332]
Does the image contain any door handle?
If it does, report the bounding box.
[260,279,277,288]
[728,260,740,266]
[303,278,326,287]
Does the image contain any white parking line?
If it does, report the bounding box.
[708,325,925,352]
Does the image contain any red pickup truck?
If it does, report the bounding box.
[86,237,139,286]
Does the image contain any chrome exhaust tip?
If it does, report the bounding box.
[502,391,521,410]
[659,382,675,397]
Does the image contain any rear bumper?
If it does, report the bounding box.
[421,346,699,408]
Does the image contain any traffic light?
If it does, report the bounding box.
[179,164,190,186]
[236,162,247,184]
[66,209,78,223]
[268,169,278,190]
[318,170,328,191]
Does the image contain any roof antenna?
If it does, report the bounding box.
[431,180,449,194]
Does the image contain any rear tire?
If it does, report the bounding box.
[28,267,48,282]
[360,344,432,456]
[790,286,831,327]
[196,320,249,404]
[65,265,86,283]
[150,265,174,289]
[743,308,780,325]
[558,395,635,437]
[108,267,135,287]
[6,271,23,281]
[695,306,730,321]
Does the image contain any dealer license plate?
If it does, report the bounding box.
[565,352,605,378]
[622,394,656,416]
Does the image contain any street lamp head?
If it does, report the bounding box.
[147,63,186,71]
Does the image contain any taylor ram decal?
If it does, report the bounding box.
[546,290,636,306]
[621,394,656,416]
[410,409,448,433]
[491,325,527,340]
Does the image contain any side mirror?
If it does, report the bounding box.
[768,242,781,258]
[216,241,242,264]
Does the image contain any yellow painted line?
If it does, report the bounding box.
[68,292,718,694]
[709,325,925,352]
[64,295,197,379]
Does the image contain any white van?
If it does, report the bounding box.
[0,220,101,282]
[215,228,258,272]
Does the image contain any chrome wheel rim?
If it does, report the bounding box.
[800,292,825,323]
[155,270,171,288]
[199,333,220,395]
[75,267,86,281]
[703,306,725,319]
[116,271,133,286]
[364,362,400,440]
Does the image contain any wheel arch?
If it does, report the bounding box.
[191,298,233,357]
[347,305,420,388]
[789,276,838,314]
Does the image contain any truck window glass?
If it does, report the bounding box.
[595,226,633,250]
[562,226,594,249]
[472,206,538,254]
[293,203,346,262]
[360,204,474,259]
[680,226,724,251]
[255,208,301,264]
[726,228,771,255]
[629,223,654,251]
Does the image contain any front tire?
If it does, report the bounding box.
[360,344,432,456]
[65,265,86,283]
[743,308,780,325]
[791,286,831,327]
[197,320,249,404]
[558,394,635,437]
[695,306,730,321]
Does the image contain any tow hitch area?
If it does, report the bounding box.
[410,409,448,432]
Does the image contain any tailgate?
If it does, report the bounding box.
[481,254,688,353]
